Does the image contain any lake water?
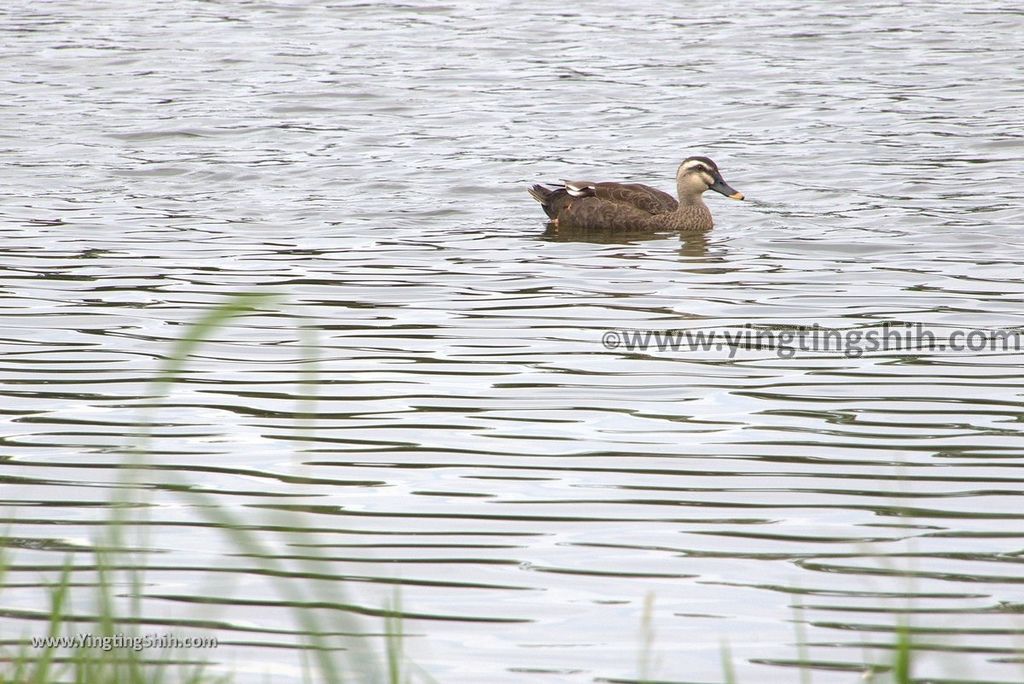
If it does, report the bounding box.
[2,1,1024,682]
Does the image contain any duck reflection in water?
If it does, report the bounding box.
[539,224,711,258]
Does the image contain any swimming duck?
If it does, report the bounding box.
[528,156,744,232]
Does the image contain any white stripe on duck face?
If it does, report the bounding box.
[679,159,712,174]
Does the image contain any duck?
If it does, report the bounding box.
[528,156,744,232]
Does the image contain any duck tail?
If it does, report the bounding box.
[528,184,555,205]
[529,184,568,220]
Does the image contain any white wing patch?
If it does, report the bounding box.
[564,181,596,197]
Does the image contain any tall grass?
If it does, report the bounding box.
[0,293,421,684]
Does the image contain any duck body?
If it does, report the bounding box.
[528,156,743,232]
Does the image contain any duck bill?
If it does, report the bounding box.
[710,176,744,200]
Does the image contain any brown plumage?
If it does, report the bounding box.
[528,156,744,232]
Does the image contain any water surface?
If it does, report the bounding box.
[2,1,1024,682]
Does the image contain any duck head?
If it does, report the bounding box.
[676,156,744,200]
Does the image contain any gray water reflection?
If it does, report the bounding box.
[2,0,1024,682]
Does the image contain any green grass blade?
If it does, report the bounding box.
[893,620,913,684]
[720,639,736,684]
